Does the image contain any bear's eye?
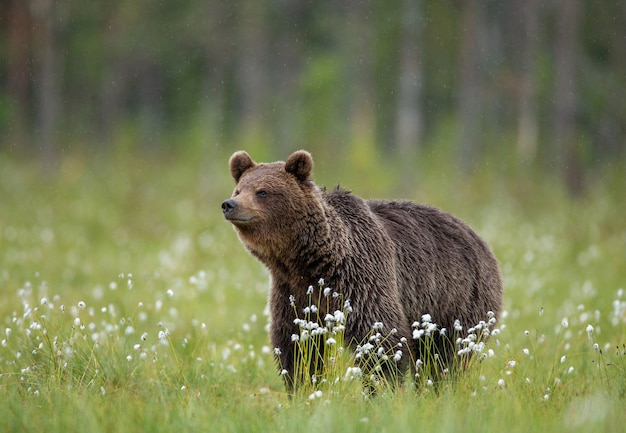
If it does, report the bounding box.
[256,190,268,199]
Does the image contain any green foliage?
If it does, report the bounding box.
[1,150,625,432]
[3,0,625,185]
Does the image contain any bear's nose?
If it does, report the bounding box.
[222,199,237,215]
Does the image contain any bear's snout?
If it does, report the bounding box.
[221,199,237,216]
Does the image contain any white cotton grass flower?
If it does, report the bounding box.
[344,366,362,380]
[424,322,437,336]
[454,319,463,332]
[334,310,345,324]
[498,379,505,389]
[561,318,569,328]
[343,300,353,313]
[308,390,323,400]
[586,324,594,338]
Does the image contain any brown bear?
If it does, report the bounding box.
[222,150,503,391]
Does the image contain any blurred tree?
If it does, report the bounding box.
[30,0,64,169]
[394,0,423,157]
[4,0,32,151]
[457,0,486,174]
[342,0,377,168]
[202,1,237,144]
[554,0,583,196]
[99,3,127,151]
[237,0,269,149]
[515,0,540,163]
[268,1,307,155]
[0,0,624,192]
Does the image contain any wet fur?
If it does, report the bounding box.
[223,150,503,390]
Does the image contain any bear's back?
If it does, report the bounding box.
[324,187,397,269]
[368,200,502,329]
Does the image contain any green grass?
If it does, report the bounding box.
[1,150,625,432]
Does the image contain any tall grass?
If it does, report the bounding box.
[0,151,625,432]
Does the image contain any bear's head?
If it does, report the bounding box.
[222,150,318,260]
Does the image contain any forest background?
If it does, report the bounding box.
[1,0,625,195]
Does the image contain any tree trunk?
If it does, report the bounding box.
[237,1,268,146]
[458,0,486,174]
[343,0,377,168]
[5,0,33,151]
[554,0,583,196]
[395,0,423,157]
[30,0,61,169]
[271,1,305,156]
[203,1,235,144]
[516,0,540,162]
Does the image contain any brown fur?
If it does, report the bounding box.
[222,150,503,389]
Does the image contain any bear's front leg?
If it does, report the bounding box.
[269,280,300,393]
[272,338,296,392]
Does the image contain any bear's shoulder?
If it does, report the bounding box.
[323,186,372,217]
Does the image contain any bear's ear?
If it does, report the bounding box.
[229,151,257,182]
[285,150,313,182]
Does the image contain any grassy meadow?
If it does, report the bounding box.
[1,150,625,432]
